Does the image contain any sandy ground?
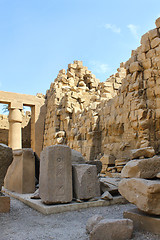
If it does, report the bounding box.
[1,197,160,240]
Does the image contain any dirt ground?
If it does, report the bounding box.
[1,197,160,240]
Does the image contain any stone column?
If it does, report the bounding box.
[8,107,23,149]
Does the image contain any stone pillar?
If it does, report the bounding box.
[8,107,23,149]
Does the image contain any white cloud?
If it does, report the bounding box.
[105,24,121,33]
[127,24,139,40]
[89,61,110,74]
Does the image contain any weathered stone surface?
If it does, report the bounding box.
[100,177,120,194]
[119,178,160,215]
[71,149,85,164]
[4,148,35,194]
[39,145,72,204]
[121,155,160,179]
[87,160,102,174]
[131,147,155,159]
[129,62,142,73]
[101,191,113,200]
[0,196,10,213]
[0,144,13,191]
[86,214,103,234]
[89,219,133,240]
[124,208,160,235]
[72,164,100,200]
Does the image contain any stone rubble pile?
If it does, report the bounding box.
[119,145,160,234]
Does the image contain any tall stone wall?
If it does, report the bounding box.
[43,18,160,172]
[43,61,126,160]
[0,111,31,148]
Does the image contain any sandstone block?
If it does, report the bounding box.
[129,62,142,73]
[121,155,160,179]
[100,154,115,165]
[119,178,160,215]
[0,144,13,191]
[39,145,72,204]
[124,208,160,235]
[4,148,35,194]
[0,196,10,213]
[130,147,155,159]
[86,214,103,234]
[89,219,133,240]
[72,164,100,200]
[155,17,160,28]
[151,37,160,49]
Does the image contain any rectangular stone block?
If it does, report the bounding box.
[124,208,160,235]
[4,149,35,194]
[0,196,10,213]
[72,164,100,200]
[39,145,72,204]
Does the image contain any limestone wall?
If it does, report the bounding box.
[43,18,160,173]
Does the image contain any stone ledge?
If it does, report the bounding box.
[2,187,127,215]
[124,208,160,235]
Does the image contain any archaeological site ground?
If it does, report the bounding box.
[1,17,160,240]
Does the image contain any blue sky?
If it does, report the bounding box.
[0,0,160,98]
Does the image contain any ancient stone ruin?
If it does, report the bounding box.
[1,16,160,239]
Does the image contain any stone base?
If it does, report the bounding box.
[124,208,160,235]
[3,187,127,215]
[0,196,10,213]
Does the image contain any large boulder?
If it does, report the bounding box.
[89,219,133,240]
[119,178,160,215]
[121,155,160,179]
[0,144,13,191]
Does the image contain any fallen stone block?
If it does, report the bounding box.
[124,208,160,235]
[100,177,120,195]
[0,144,13,191]
[39,145,72,204]
[119,178,160,215]
[131,147,155,159]
[4,148,35,194]
[121,155,160,179]
[72,164,100,200]
[89,219,133,240]
[86,214,103,234]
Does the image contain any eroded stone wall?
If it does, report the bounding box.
[43,18,160,173]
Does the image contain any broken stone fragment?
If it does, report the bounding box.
[130,147,155,159]
[89,219,133,240]
[86,214,104,234]
[118,178,160,215]
[101,191,113,200]
[121,155,160,179]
